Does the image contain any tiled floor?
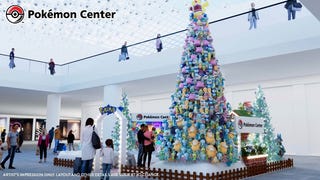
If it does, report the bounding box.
[0,143,319,180]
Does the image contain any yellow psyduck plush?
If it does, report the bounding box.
[173,140,182,152]
[205,130,215,144]
[206,144,217,159]
[191,139,200,152]
[188,123,197,138]
[220,141,228,155]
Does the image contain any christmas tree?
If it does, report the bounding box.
[111,118,120,152]
[121,93,137,151]
[159,0,238,165]
[253,86,282,162]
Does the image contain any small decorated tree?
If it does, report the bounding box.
[253,86,282,162]
[121,93,136,151]
[111,119,120,152]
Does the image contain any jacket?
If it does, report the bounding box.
[37,134,50,147]
[248,8,259,21]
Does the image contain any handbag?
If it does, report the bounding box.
[92,125,101,149]
[292,2,302,11]
[36,146,40,156]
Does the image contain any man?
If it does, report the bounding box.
[1,123,19,169]
[136,124,150,167]
[53,125,62,154]
[48,127,54,149]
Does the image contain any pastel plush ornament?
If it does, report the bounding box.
[188,112,193,119]
[196,47,203,53]
[188,123,197,138]
[205,130,215,144]
[212,156,219,163]
[194,39,201,47]
[191,139,200,152]
[206,145,217,159]
[184,100,189,109]
[199,124,206,134]
[188,93,196,101]
[198,89,204,96]
[228,132,235,140]
[176,117,184,128]
[192,152,197,161]
[173,140,182,152]
[220,141,228,155]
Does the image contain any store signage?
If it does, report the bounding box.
[132,113,169,122]
[6,5,116,24]
[235,116,264,133]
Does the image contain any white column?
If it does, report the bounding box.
[102,85,123,139]
[32,118,36,141]
[94,85,123,172]
[46,94,61,132]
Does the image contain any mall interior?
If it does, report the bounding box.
[0,0,319,179]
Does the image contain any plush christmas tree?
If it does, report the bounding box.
[111,118,120,152]
[159,0,238,165]
[121,93,137,151]
[253,86,282,162]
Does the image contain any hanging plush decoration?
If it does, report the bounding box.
[160,0,238,166]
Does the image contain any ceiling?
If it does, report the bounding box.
[0,0,302,63]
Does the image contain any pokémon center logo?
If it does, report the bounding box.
[6,5,24,24]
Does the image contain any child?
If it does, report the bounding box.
[0,139,7,170]
[100,139,114,180]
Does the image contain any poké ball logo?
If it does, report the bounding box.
[238,119,243,129]
[6,5,24,24]
[136,114,143,120]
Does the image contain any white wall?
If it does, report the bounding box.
[128,75,320,156]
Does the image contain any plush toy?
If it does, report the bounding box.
[228,132,235,140]
[206,144,217,159]
[205,130,215,144]
[173,140,182,152]
[220,141,228,155]
[191,139,200,152]
[199,124,206,134]
[188,123,197,138]
[176,117,184,128]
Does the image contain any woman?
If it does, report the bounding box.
[48,58,55,75]
[37,129,49,163]
[67,130,75,151]
[142,126,154,169]
[81,118,96,180]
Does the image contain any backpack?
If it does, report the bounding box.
[92,125,101,149]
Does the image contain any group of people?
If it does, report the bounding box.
[118,34,163,62]
[5,48,56,75]
[137,124,155,169]
[248,1,303,30]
